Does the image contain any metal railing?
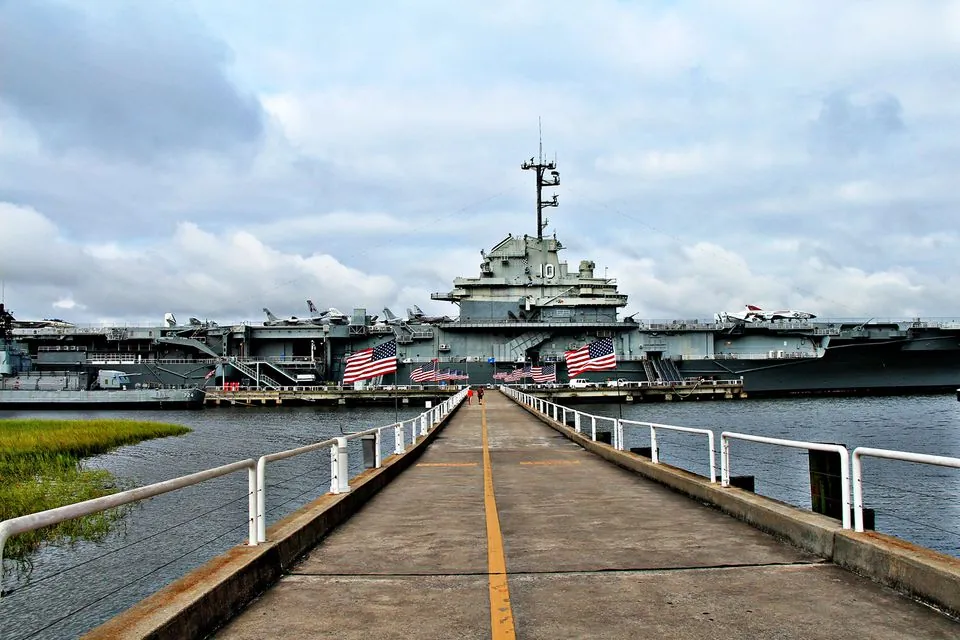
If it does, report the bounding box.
[502,387,853,528]
[621,420,716,483]
[1,388,468,597]
[255,389,466,542]
[0,460,258,596]
[510,384,958,538]
[852,447,960,533]
[721,433,850,529]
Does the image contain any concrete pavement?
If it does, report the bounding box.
[215,391,958,639]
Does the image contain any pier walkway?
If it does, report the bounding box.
[216,392,958,639]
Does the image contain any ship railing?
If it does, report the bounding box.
[691,352,819,360]
[852,448,960,533]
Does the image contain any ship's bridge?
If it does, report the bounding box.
[434,234,627,323]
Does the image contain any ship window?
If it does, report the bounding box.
[544,264,555,279]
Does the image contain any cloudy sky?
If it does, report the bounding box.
[2,0,959,325]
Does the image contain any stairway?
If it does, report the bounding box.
[227,358,281,389]
[493,331,552,362]
[642,359,656,383]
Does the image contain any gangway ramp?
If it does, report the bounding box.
[215,393,958,639]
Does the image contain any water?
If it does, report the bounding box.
[1,395,959,638]
[578,394,960,558]
[0,404,424,640]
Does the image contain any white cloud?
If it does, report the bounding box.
[2,1,960,324]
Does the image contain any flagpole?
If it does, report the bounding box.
[394,369,399,424]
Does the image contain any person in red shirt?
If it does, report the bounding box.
[467,387,473,404]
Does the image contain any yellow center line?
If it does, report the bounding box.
[519,460,582,466]
[482,402,516,639]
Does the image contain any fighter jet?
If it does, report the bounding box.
[381,308,406,325]
[406,304,453,324]
[307,300,348,325]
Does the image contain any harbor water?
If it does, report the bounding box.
[1,393,959,639]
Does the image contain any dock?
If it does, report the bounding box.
[203,386,459,406]
[524,379,747,402]
[90,390,960,638]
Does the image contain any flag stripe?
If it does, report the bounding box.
[564,338,617,377]
[343,340,397,384]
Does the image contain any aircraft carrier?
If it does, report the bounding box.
[4,152,960,398]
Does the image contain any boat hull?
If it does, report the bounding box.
[0,388,205,409]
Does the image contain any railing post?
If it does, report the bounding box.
[420,414,427,437]
[375,429,383,468]
[591,416,597,441]
[721,434,730,487]
[330,443,339,494]
[553,403,558,422]
[256,457,267,543]
[395,422,404,455]
[839,448,851,530]
[707,431,716,483]
[574,411,581,433]
[0,524,9,596]
[247,466,258,546]
[650,425,659,463]
[330,437,351,494]
[616,419,624,451]
[853,449,864,533]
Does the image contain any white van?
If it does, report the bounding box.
[568,378,593,388]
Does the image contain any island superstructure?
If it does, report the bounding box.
[4,152,960,397]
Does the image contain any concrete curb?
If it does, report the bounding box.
[83,404,462,640]
[514,400,960,618]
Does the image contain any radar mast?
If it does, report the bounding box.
[521,119,560,240]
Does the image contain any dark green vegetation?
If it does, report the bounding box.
[0,419,191,560]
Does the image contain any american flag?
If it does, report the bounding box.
[565,337,616,377]
[343,340,397,384]
[436,369,469,381]
[410,361,438,383]
[531,364,556,383]
[504,368,525,383]
[492,372,509,381]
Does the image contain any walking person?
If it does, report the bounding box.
[477,386,485,405]
[467,387,473,405]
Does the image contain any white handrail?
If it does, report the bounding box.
[620,420,716,483]
[722,432,850,529]
[0,459,257,597]
[852,447,960,533]
[1,388,469,594]
[255,388,468,542]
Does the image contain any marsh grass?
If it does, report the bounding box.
[0,418,191,561]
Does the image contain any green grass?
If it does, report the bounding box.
[0,418,191,561]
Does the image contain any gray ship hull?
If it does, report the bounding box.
[0,388,205,409]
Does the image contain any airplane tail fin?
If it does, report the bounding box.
[263,308,280,322]
[383,308,397,321]
[307,300,318,315]
[413,304,425,316]
[746,304,762,311]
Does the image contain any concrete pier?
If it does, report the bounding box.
[209,392,957,639]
